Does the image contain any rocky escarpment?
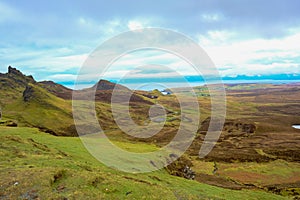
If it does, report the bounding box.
[0,66,35,90]
[23,85,35,102]
[7,66,35,86]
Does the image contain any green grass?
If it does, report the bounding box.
[0,126,290,199]
[2,84,74,136]
[217,160,300,186]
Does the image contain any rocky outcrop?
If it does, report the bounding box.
[23,85,35,102]
[7,66,35,86]
[0,120,18,127]
[0,66,36,97]
[8,66,25,76]
[165,154,196,180]
[183,165,196,180]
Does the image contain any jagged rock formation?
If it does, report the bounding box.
[7,66,35,86]
[23,85,35,102]
[0,66,35,90]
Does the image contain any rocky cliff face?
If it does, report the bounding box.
[7,66,36,86]
[23,85,35,102]
[8,66,24,76]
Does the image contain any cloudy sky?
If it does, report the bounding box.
[0,0,300,86]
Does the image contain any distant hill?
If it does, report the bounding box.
[39,75,152,105]
[39,80,73,99]
[0,66,75,136]
[0,66,153,136]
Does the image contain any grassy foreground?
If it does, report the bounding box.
[0,126,289,200]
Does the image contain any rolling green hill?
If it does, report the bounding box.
[0,126,289,200]
[0,67,75,136]
[1,66,300,199]
[0,66,152,136]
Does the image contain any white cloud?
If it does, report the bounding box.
[96,49,202,79]
[201,13,223,22]
[0,45,88,80]
[127,20,144,30]
[198,30,300,76]
[2,7,299,83]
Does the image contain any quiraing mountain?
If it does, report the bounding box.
[0,66,153,136]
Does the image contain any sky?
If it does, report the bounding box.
[0,0,300,88]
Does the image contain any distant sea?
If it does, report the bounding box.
[61,74,300,91]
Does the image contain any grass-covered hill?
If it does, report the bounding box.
[1,66,300,199]
[0,66,76,136]
[0,126,290,200]
[0,66,153,136]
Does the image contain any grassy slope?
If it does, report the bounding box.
[0,82,155,136]
[1,76,299,199]
[3,84,75,136]
[0,126,288,200]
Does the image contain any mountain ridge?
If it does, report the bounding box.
[0,66,154,136]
